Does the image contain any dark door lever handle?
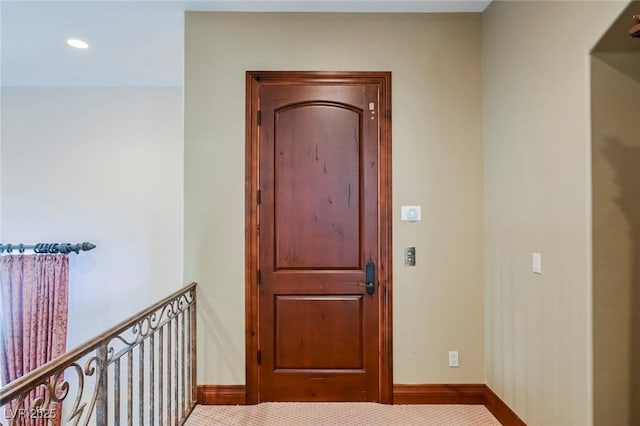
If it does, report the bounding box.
[365,260,375,295]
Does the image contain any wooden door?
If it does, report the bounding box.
[246,72,392,403]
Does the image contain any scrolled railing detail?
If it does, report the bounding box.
[0,283,197,426]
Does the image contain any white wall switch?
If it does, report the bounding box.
[401,205,422,222]
[532,252,542,274]
[448,351,459,367]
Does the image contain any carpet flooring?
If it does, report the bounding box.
[185,403,502,425]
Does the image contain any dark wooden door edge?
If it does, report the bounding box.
[245,71,393,404]
[245,70,261,405]
[483,385,527,426]
[197,385,247,405]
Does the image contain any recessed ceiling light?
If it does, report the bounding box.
[67,39,89,49]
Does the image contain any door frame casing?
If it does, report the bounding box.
[244,71,393,404]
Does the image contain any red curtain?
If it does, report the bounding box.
[0,254,69,425]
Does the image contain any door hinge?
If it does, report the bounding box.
[257,269,262,285]
[257,350,262,365]
[257,110,262,126]
[257,190,262,205]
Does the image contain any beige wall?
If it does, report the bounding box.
[483,1,628,425]
[592,52,640,426]
[185,13,484,385]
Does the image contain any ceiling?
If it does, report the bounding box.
[592,1,640,82]
[593,0,640,52]
[0,0,492,87]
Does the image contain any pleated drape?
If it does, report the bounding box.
[0,254,69,425]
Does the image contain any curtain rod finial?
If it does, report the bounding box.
[81,242,97,251]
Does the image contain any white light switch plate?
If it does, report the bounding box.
[532,252,542,274]
[401,206,422,221]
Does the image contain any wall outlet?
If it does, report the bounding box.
[448,351,459,367]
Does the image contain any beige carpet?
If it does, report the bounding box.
[185,403,501,425]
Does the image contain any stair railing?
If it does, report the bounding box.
[0,282,197,426]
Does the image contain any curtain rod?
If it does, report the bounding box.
[0,242,96,254]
